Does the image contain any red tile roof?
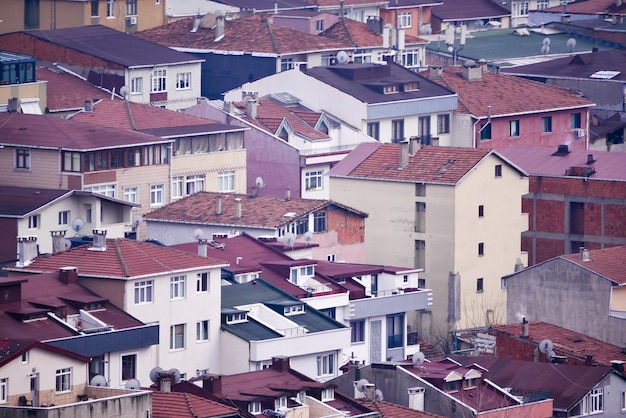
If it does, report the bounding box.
[152,391,239,418]
[145,191,367,228]
[37,66,112,113]
[493,320,626,367]
[6,239,228,278]
[356,399,446,417]
[330,143,495,185]
[561,245,626,285]
[429,67,594,118]
[321,17,427,48]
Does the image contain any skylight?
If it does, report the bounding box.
[589,70,620,80]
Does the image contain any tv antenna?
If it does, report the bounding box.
[71,217,85,235]
[283,232,296,249]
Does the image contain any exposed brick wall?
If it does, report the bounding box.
[530,176,626,198]
[533,199,564,233]
[327,207,365,245]
[605,204,626,237]
[584,202,602,236]
[533,238,565,264]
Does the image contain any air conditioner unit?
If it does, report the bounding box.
[575,128,585,138]
[127,16,138,25]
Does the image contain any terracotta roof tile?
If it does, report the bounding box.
[330,143,493,185]
[7,239,227,278]
[561,245,626,285]
[37,66,112,112]
[152,391,239,418]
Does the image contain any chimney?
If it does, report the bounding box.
[246,99,258,118]
[191,15,200,32]
[553,144,570,156]
[285,188,291,201]
[398,141,409,169]
[409,136,421,155]
[586,154,595,164]
[84,100,93,112]
[235,198,242,219]
[223,101,235,114]
[198,239,208,257]
[363,383,375,400]
[429,66,443,80]
[611,360,625,373]
[51,230,67,253]
[159,376,172,393]
[579,247,590,262]
[339,0,344,20]
[585,355,594,366]
[478,58,488,73]
[59,267,78,285]
[90,229,107,251]
[215,15,225,41]
[462,60,482,81]
[271,356,290,372]
[408,387,425,411]
[7,97,21,112]
[17,236,38,267]
[202,375,222,395]
[521,317,529,338]
[431,137,439,147]
[216,195,222,215]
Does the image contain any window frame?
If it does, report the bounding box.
[398,11,412,28]
[313,210,327,233]
[196,319,209,342]
[121,353,137,381]
[495,164,502,178]
[151,68,167,93]
[58,210,70,225]
[62,151,81,172]
[197,272,209,293]
[0,378,7,404]
[55,367,72,393]
[28,215,39,229]
[541,116,552,133]
[130,77,142,94]
[437,114,450,134]
[170,275,186,300]
[316,353,335,377]
[170,323,185,350]
[391,119,404,142]
[305,170,324,191]
[509,119,520,137]
[480,122,492,140]
[218,171,235,192]
[367,121,380,140]
[476,277,484,293]
[123,186,138,203]
[248,402,261,414]
[150,184,164,207]
[571,112,582,129]
[478,205,484,218]
[478,242,485,256]
[351,319,365,343]
[134,280,154,304]
[186,175,205,195]
[106,0,115,18]
[15,148,31,170]
[125,0,137,16]
[176,72,191,90]
[280,58,294,72]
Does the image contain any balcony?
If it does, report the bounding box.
[349,289,432,320]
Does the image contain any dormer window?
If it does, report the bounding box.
[275,396,288,410]
[404,82,419,92]
[248,401,261,414]
[284,304,305,316]
[465,378,478,388]
[226,312,248,324]
[383,84,399,94]
[321,388,335,401]
[443,380,460,392]
[300,265,314,277]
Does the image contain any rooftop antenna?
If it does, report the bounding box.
[193,228,204,240]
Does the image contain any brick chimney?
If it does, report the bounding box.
[271,356,290,372]
[59,267,78,285]
[202,375,223,395]
[17,236,38,267]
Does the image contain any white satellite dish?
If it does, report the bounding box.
[90,374,107,387]
[119,85,130,99]
[303,231,313,246]
[255,176,265,189]
[193,228,204,240]
[149,367,163,383]
[412,351,426,366]
[169,368,181,384]
[64,239,72,250]
[283,232,296,248]
[566,37,576,52]
[374,388,384,401]
[355,378,369,393]
[71,217,85,234]
[538,339,553,354]
[336,50,349,64]
[125,378,141,390]
[132,214,143,228]
[542,37,551,46]
[541,44,550,55]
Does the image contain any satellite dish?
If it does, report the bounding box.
[303,231,313,245]
[541,44,550,55]
[149,367,163,383]
[125,378,141,390]
[193,228,204,240]
[355,378,370,393]
[90,374,107,387]
[566,37,577,52]
[336,50,349,64]
[474,19,485,29]
[542,37,551,46]
[169,368,181,384]
[71,217,85,234]
[119,85,130,99]
[538,339,553,354]
[255,176,265,189]
[547,349,556,360]
[412,351,426,366]
[283,232,296,248]
[64,239,72,250]
[374,388,384,401]
[132,214,143,228]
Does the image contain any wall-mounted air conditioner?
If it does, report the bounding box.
[575,129,585,138]
[127,16,138,25]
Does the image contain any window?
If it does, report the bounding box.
[306,170,323,191]
[437,114,450,134]
[85,204,92,223]
[106,0,115,17]
[0,378,7,404]
[58,210,70,225]
[218,171,235,192]
[571,112,582,129]
[131,77,142,94]
[313,210,327,233]
[478,242,484,256]
[84,183,116,198]
[176,72,191,90]
[317,353,334,376]
[621,390,626,411]
[398,12,412,28]
[353,49,372,64]
[367,122,380,140]
[125,0,137,15]
[134,280,153,304]
[351,320,365,343]
[519,1,529,15]
[21,352,28,364]
[62,151,81,172]
[476,278,484,292]
[537,0,549,8]
[321,388,335,401]
[186,175,205,195]
[170,324,185,350]
[321,54,334,66]
[315,19,324,31]
[15,148,31,169]
[478,205,484,218]
[197,272,208,292]
[509,120,520,137]
[275,397,287,410]
[196,320,209,342]
[55,368,71,392]
[91,0,99,16]
[581,388,603,414]
[387,314,404,348]
[121,354,136,380]
[444,381,459,392]
[170,275,186,300]
[400,49,421,69]
[248,402,261,414]
[281,58,294,72]
[495,164,502,177]
[28,215,39,229]
[392,119,404,142]
[384,84,399,94]
[123,187,138,203]
[151,68,167,92]
[480,123,491,140]
[418,278,426,288]
[327,254,336,262]
[150,184,164,206]
[542,116,552,133]
[226,313,247,324]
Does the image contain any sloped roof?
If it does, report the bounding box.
[152,391,239,418]
[431,0,510,20]
[11,25,202,68]
[5,239,228,278]
[330,143,500,185]
[429,67,593,118]
[561,245,626,285]
[135,15,346,55]
[500,145,626,181]
[0,338,89,368]
[356,399,446,417]
[144,191,367,229]
[321,17,427,48]
[384,0,444,8]
[543,0,625,14]
[501,49,626,83]
[37,66,112,113]
[0,112,171,151]
[493,320,626,367]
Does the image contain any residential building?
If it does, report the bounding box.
[220,280,350,379]
[0,25,204,111]
[503,245,626,347]
[430,0,511,33]
[497,0,575,27]
[500,145,626,264]
[427,63,595,150]
[0,186,137,265]
[0,270,158,391]
[145,191,368,263]
[331,359,553,417]
[165,1,238,23]
[0,51,46,114]
[0,0,166,34]
[224,62,458,145]
[329,143,528,334]
[530,0,626,27]
[151,390,240,418]
[379,0,443,37]
[4,235,229,382]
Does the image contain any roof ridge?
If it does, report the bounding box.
[184,393,197,417]
[113,240,131,277]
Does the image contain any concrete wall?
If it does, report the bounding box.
[0,81,47,114]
